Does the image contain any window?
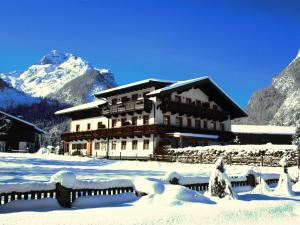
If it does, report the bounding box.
[121,141,126,150]
[132,140,138,150]
[211,121,217,130]
[187,118,192,127]
[111,141,116,150]
[97,122,104,129]
[112,119,117,128]
[143,140,149,150]
[121,118,127,126]
[186,98,192,104]
[72,143,87,149]
[132,116,137,126]
[175,117,182,126]
[131,94,138,100]
[143,115,150,125]
[220,123,225,131]
[121,96,129,102]
[196,100,202,107]
[112,98,118,105]
[195,120,201,128]
[94,142,100,150]
[174,95,181,103]
[203,120,208,129]
[101,142,106,151]
[76,125,80,132]
[163,115,170,125]
[87,123,91,130]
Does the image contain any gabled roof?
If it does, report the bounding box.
[231,125,296,135]
[0,111,46,134]
[94,78,174,98]
[147,77,247,120]
[55,100,106,115]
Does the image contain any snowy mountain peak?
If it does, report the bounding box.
[0,51,117,105]
[39,50,70,65]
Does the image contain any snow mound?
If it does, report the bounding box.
[133,178,165,195]
[163,185,213,204]
[50,171,77,188]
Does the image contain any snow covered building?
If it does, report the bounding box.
[0,111,45,152]
[56,77,247,158]
[231,125,296,144]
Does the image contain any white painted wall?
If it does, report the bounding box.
[70,116,108,132]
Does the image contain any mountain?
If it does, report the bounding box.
[235,50,300,126]
[0,50,117,146]
[0,50,117,106]
[0,78,38,109]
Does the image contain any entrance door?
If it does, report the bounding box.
[87,140,93,156]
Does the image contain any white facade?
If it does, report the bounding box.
[60,77,245,158]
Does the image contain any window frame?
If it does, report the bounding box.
[132,140,138,150]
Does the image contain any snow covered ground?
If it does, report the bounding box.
[1,152,300,225]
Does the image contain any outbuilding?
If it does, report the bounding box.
[0,111,45,152]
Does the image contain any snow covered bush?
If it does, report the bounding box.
[208,157,236,199]
[273,157,295,196]
[50,171,77,188]
[164,171,183,184]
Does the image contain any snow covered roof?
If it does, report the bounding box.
[147,77,209,96]
[231,125,296,135]
[166,132,219,139]
[94,79,174,98]
[148,76,247,119]
[0,111,46,134]
[55,100,106,115]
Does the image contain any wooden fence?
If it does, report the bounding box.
[0,183,136,208]
[181,177,279,193]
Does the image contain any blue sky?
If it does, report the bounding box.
[0,0,300,107]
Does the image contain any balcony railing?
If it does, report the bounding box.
[102,99,152,116]
[160,100,229,122]
[61,124,234,142]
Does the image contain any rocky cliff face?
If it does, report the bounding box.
[236,50,300,126]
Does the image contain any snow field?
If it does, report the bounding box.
[1,152,300,225]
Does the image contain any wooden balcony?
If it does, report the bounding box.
[61,124,234,142]
[101,99,152,117]
[159,100,229,122]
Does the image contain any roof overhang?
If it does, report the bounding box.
[94,79,174,98]
[166,132,219,139]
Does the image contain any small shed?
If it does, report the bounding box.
[0,111,45,152]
